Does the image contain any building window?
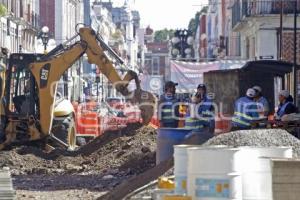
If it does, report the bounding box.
[10,27,16,52]
[152,57,159,75]
[145,58,151,74]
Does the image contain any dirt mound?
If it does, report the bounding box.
[0,124,157,177]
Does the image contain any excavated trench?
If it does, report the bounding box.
[0,124,157,199]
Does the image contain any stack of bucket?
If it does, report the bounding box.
[0,168,15,200]
[173,145,293,200]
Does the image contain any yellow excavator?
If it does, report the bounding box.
[0,26,156,150]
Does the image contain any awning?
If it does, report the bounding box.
[242,60,294,75]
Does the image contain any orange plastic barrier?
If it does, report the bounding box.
[215,113,232,134]
[77,112,100,137]
[149,116,160,129]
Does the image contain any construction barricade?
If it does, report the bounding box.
[214,113,232,134]
[76,111,101,138]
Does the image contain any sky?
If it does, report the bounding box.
[110,0,208,30]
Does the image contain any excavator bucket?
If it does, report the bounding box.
[131,89,157,125]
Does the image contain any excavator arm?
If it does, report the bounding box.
[30,42,87,135]
[30,27,156,136]
[78,27,156,125]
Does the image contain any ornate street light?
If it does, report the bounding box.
[171,29,194,60]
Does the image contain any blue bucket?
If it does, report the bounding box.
[156,128,192,165]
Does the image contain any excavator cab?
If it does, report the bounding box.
[5,54,41,117]
[0,53,77,150]
[0,54,42,146]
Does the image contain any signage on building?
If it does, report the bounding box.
[259,55,274,60]
[149,77,162,91]
[140,75,163,95]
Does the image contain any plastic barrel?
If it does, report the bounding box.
[156,128,192,165]
[174,145,201,195]
[187,147,255,200]
[241,147,293,200]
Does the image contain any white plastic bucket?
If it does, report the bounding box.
[187,147,251,200]
[240,146,293,200]
[243,146,292,158]
[174,145,200,195]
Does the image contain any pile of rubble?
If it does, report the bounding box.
[205,129,300,157]
[0,124,157,199]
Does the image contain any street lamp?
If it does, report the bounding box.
[171,29,194,60]
[40,26,49,52]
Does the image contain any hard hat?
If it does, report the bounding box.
[246,88,256,98]
[197,84,206,90]
[252,85,262,93]
[165,81,178,88]
[279,90,290,98]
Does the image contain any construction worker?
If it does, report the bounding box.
[184,86,214,143]
[231,88,259,130]
[158,81,179,128]
[196,84,215,133]
[275,90,297,120]
[185,94,204,131]
[253,85,269,118]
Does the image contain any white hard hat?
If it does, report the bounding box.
[279,90,290,98]
[246,88,256,98]
[253,85,262,93]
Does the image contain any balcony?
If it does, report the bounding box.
[232,0,300,29]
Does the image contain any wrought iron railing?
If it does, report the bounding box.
[247,0,300,15]
[232,0,300,28]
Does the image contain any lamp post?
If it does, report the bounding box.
[171,29,194,60]
[40,26,49,53]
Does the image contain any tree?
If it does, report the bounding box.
[154,29,175,42]
[0,4,7,17]
[188,6,208,36]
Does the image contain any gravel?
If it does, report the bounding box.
[204,129,300,157]
[126,129,300,199]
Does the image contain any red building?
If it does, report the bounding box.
[39,0,55,36]
[144,42,169,76]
